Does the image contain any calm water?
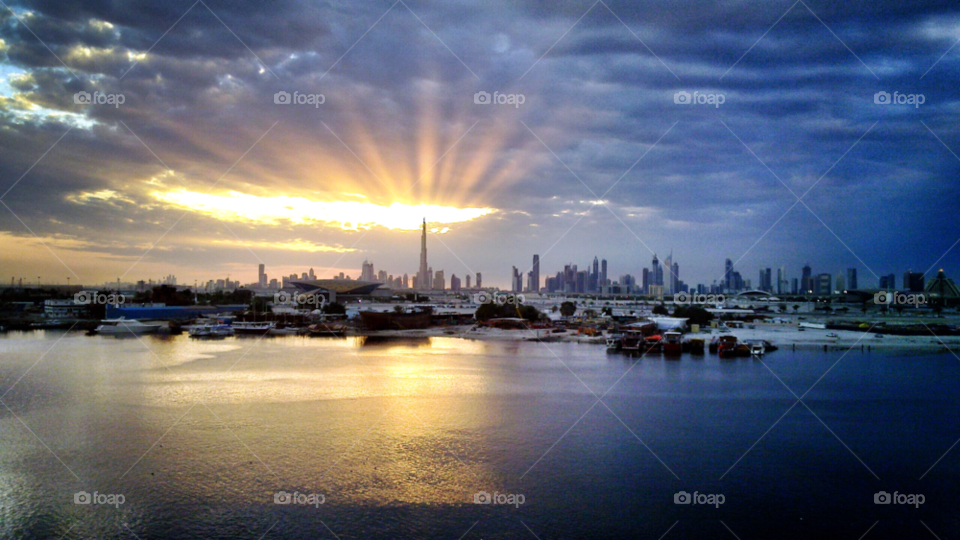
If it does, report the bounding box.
[0,331,958,539]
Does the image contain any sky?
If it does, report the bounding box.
[0,0,958,289]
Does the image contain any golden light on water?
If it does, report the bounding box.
[152,189,496,231]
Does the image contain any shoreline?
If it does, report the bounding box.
[354,323,960,352]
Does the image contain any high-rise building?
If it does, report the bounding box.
[724,259,734,291]
[846,268,858,290]
[652,254,663,289]
[777,267,786,295]
[434,270,445,290]
[879,274,896,290]
[801,263,813,294]
[601,259,608,286]
[465,274,471,289]
[403,273,409,289]
[532,254,540,293]
[361,260,375,282]
[511,266,522,293]
[671,262,679,295]
[903,271,925,292]
[417,218,429,290]
[258,264,266,288]
[641,268,649,295]
[377,269,387,283]
[476,272,482,289]
[815,273,832,295]
[450,274,461,291]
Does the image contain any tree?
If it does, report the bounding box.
[652,304,669,315]
[475,303,541,322]
[560,301,576,317]
[792,305,800,314]
[671,305,714,326]
[322,302,347,315]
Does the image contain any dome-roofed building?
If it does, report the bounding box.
[289,279,383,302]
[924,269,960,307]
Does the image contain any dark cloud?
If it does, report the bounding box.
[0,0,958,286]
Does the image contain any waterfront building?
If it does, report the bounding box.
[924,269,960,306]
[450,274,461,291]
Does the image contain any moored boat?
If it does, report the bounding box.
[189,324,234,338]
[232,321,275,335]
[717,335,739,357]
[662,331,683,355]
[95,318,161,335]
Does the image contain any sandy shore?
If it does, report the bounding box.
[358,323,960,352]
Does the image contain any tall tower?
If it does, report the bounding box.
[418,218,429,290]
[532,254,540,293]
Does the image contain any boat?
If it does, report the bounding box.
[189,324,234,338]
[747,341,765,356]
[232,321,275,335]
[605,332,623,351]
[643,334,662,354]
[662,331,683,355]
[826,332,839,339]
[308,323,348,337]
[716,335,740,358]
[95,318,162,335]
[267,326,306,336]
[686,337,705,354]
[359,307,433,330]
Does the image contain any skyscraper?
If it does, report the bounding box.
[476,272,482,288]
[532,254,540,293]
[847,268,858,290]
[801,263,812,294]
[601,259,608,286]
[417,218,429,290]
[724,259,734,291]
[511,266,522,292]
[361,260,375,282]
[258,263,266,288]
[652,254,663,289]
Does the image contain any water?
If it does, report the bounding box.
[1,331,958,539]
